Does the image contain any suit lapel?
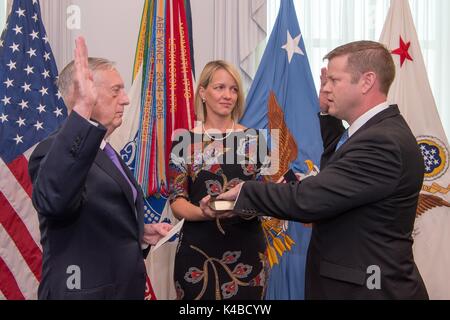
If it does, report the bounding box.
[349,105,400,141]
[95,150,136,214]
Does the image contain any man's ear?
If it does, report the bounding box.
[361,72,376,94]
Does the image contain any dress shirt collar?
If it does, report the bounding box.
[348,102,390,137]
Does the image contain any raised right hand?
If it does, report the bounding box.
[319,67,329,114]
[72,37,98,120]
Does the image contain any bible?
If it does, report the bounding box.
[209,197,235,211]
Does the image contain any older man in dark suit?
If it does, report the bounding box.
[29,37,171,300]
[219,41,428,299]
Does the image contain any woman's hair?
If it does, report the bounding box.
[194,60,245,122]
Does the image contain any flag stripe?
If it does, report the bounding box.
[0,225,39,299]
[0,193,42,281]
[6,155,33,198]
[0,159,41,247]
[0,256,25,300]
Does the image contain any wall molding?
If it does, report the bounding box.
[40,0,74,71]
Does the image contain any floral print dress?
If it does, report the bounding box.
[168,129,269,300]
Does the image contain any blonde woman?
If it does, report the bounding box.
[168,61,269,300]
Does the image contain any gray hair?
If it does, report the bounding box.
[57,57,116,108]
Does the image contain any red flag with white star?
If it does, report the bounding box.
[380,0,450,299]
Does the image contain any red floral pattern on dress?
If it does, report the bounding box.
[232,263,253,279]
[221,281,238,299]
[242,163,257,176]
[249,267,266,287]
[221,251,241,264]
[205,180,223,196]
[184,267,204,284]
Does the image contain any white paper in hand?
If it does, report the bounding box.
[150,219,185,252]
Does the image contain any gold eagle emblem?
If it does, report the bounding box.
[416,193,450,217]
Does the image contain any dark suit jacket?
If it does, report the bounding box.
[234,105,428,299]
[29,112,147,300]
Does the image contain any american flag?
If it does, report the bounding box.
[0,0,67,299]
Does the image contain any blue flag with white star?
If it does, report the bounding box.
[241,0,323,299]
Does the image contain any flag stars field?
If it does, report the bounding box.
[24,64,34,75]
[10,42,20,53]
[4,78,14,88]
[21,82,31,92]
[27,47,37,58]
[13,134,24,145]
[16,7,26,18]
[7,60,17,70]
[16,117,26,127]
[2,96,12,106]
[18,100,29,110]
[29,30,39,40]
[53,107,63,117]
[39,86,48,96]
[37,104,46,113]
[0,114,8,123]
[41,69,50,78]
[13,25,23,35]
[34,121,43,131]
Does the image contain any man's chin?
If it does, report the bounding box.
[114,118,123,127]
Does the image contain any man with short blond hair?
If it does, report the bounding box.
[219,40,428,299]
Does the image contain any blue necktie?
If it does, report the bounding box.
[335,130,349,151]
[104,143,137,202]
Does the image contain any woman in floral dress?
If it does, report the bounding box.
[168,60,269,300]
